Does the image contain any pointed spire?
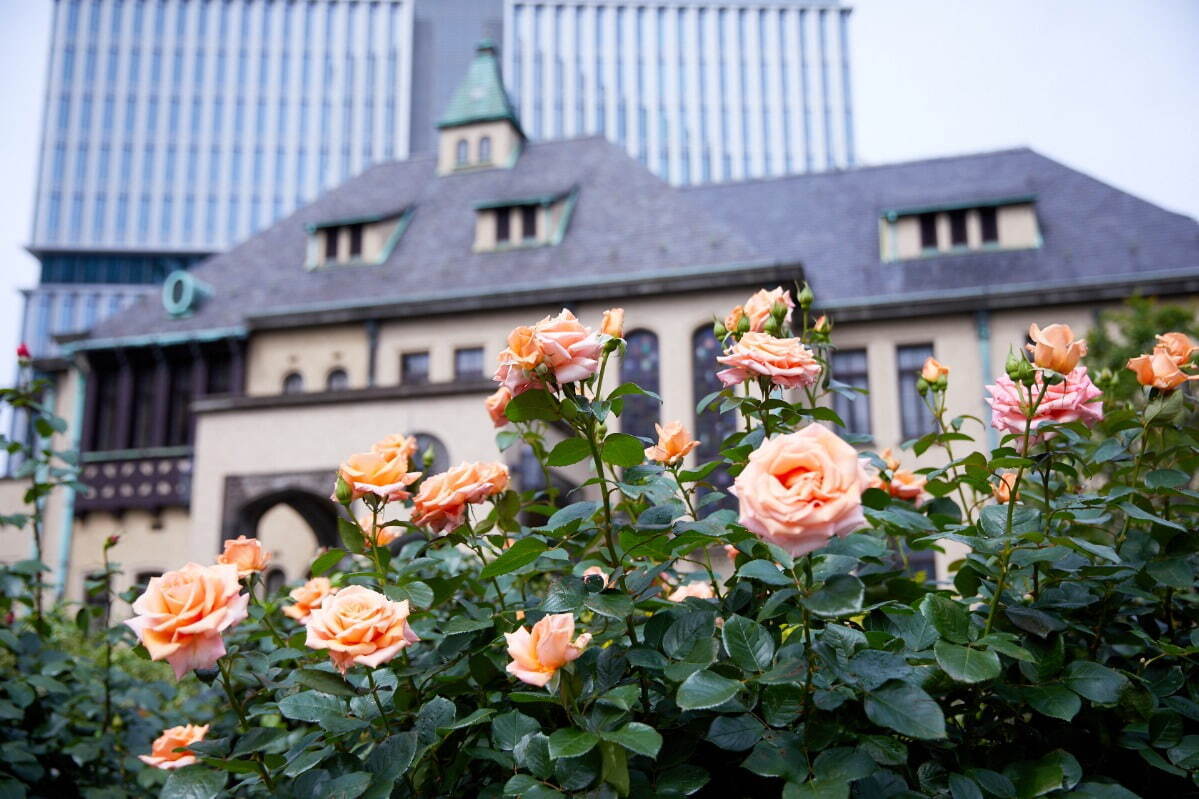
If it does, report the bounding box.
[437,40,522,132]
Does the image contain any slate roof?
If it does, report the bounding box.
[85,136,774,341]
[684,147,1199,312]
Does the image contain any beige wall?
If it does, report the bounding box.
[309,215,404,268]
[246,324,370,396]
[883,203,1040,261]
[438,120,521,174]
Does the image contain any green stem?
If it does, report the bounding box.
[366,669,394,735]
[799,555,816,712]
[218,658,276,791]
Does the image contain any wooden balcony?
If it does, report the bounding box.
[75,447,193,514]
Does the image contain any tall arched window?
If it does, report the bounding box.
[478,135,492,163]
[326,368,348,391]
[263,567,286,596]
[282,372,304,394]
[412,433,449,474]
[619,329,660,443]
[692,326,738,505]
[455,138,469,165]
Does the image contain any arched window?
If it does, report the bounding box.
[478,135,492,163]
[411,433,449,474]
[326,368,348,391]
[619,329,660,443]
[692,326,738,505]
[264,567,286,596]
[282,372,304,394]
[455,138,469,165]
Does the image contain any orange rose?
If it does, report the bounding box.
[1127,348,1198,390]
[337,451,421,502]
[743,286,794,333]
[812,315,832,335]
[485,386,513,428]
[724,305,747,333]
[667,581,716,602]
[716,332,822,389]
[601,307,625,338]
[359,514,400,547]
[645,420,700,465]
[283,577,332,624]
[888,470,926,503]
[411,462,511,533]
[992,472,1019,504]
[305,585,419,673]
[125,563,249,679]
[504,612,591,687]
[733,425,869,557]
[1026,323,1087,373]
[1155,332,1199,367]
[372,434,418,465]
[921,357,949,383]
[216,535,269,577]
[139,724,209,770]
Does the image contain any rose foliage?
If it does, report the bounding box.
[2,289,1199,799]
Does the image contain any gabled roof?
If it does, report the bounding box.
[437,40,520,131]
[684,148,1199,315]
[84,137,776,342]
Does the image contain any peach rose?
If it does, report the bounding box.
[337,451,421,502]
[724,544,740,563]
[125,563,249,679]
[645,420,700,465]
[986,367,1103,447]
[216,535,269,577]
[921,357,949,383]
[1026,323,1087,373]
[812,315,832,335]
[733,425,869,557]
[283,577,332,624]
[504,613,591,687]
[717,332,822,389]
[743,286,794,333]
[601,307,625,339]
[533,309,602,384]
[494,325,546,395]
[724,305,746,332]
[485,386,513,428]
[1155,332,1199,367]
[305,585,419,673]
[411,461,511,533]
[992,472,1019,504]
[139,724,209,770]
[359,514,401,547]
[888,470,926,503]
[372,434,418,465]
[1127,348,1198,391]
[667,581,716,602]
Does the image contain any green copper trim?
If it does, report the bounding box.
[551,187,580,246]
[882,194,1037,221]
[474,193,566,211]
[62,326,247,354]
[81,445,194,463]
[304,206,410,233]
[437,40,522,133]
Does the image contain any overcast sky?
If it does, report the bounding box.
[1,0,1197,397]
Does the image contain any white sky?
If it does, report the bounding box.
[1,0,1197,397]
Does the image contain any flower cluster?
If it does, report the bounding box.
[336,434,422,502]
[1127,331,1199,390]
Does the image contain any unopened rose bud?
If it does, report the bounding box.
[935,375,948,392]
[334,475,353,505]
[16,342,31,360]
[771,301,788,322]
[713,320,728,340]
[736,314,751,335]
[812,315,831,335]
[104,534,121,550]
[797,282,814,310]
[1018,359,1037,387]
[764,318,780,337]
[421,446,435,469]
[1005,350,1023,381]
[600,308,624,339]
[916,377,929,396]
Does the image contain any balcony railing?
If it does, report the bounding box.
[76,447,193,514]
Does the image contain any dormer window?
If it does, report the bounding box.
[306,207,413,269]
[436,41,525,174]
[880,197,1040,262]
[474,189,578,252]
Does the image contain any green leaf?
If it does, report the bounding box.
[547,438,591,466]
[602,722,662,758]
[863,681,947,740]
[506,389,560,422]
[920,594,972,644]
[363,733,417,799]
[705,714,765,751]
[1119,501,1186,532]
[948,773,984,799]
[338,517,366,554]
[548,728,599,759]
[721,615,775,672]
[277,690,344,724]
[782,780,849,799]
[324,773,372,799]
[676,669,741,710]
[161,766,226,799]
[736,559,792,586]
[310,548,347,576]
[230,727,288,757]
[442,617,494,635]
[602,433,645,467]
[389,580,434,608]
[934,642,1001,683]
[801,574,864,617]
[1004,607,1067,638]
[492,711,541,751]
[1023,684,1081,721]
[1004,758,1063,798]
[655,765,710,796]
[979,504,1040,538]
[1063,661,1129,704]
[480,538,548,579]
[601,740,630,796]
[293,668,360,698]
[1145,469,1190,489]
[584,591,635,619]
[544,501,600,532]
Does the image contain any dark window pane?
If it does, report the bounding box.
[479,136,492,162]
[166,358,193,446]
[402,351,429,385]
[692,326,738,509]
[455,138,468,165]
[326,368,348,391]
[131,360,157,448]
[323,229,337,259]
[918,213,938,250]
[348,224,363,257]
[454,347,484,380]
[897,344,936,439]
[619,330,660,442]
[521,205,538,240]
[979,206,998,243]
[831,348,870,437]
[949,209,967,247]
[206,350,232,396]
[92,368,119,451]
[495,208,510,243]
[282,372,304,394]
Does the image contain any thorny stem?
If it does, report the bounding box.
[366,669,394,735]
[218,657,276,791]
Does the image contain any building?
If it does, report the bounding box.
[4,42,1196,602]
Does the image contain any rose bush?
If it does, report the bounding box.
[2,287,1198,798]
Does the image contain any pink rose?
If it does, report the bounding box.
[734,425,869,557]
[485,386,513,427]
[504,613,591,687]
[533,309,602,384]
[986,367,1103,448]
[743,287,795,333]
[716,332,822,389]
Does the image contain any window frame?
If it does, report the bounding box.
[401,351,430,385]
[830,348,871,438]
[896,344,937,440]
[325,368,349,392]
[918,212,938,252]
[520,205,538,242]
[282,371,304,395]
[495,207,511,244]
[478,135,492,163]
[453,347,485,382]
[455,138,469,166]
[347,223,364,258]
